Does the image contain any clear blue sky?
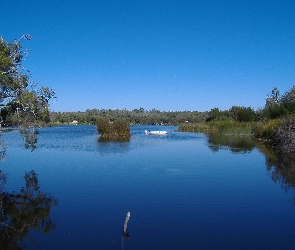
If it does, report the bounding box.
[1,0,295,112]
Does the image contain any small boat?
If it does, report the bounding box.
[145,130,167,135]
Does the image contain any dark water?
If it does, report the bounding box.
[1,125,295,249]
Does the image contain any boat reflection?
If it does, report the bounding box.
[0,170,58,249]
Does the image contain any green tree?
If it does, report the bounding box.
[206,108,223,122]
[265,87,280,107]
[281,85,295,114]
[264,87,287,119]
[0,35,55,127]
[229,106,256,122]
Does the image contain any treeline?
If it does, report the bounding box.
[50,108,207,125]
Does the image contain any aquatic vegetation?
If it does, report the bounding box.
[179,121,253,136]
[96,118,130,138]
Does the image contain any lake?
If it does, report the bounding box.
[0,125,295,249]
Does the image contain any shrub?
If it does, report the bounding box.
[96,118,130,138]
[251,119,281,141]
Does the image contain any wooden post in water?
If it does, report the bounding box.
[123,212,130,239]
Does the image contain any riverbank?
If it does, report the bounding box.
[179,116,295,152]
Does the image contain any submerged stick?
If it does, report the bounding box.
[123,212,130,239]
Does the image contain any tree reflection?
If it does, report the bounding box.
[0,135,7,161]
[208,133,295,199]
[0,127,38,154]
[98,136,130,143]
[207,132,256,153]
[19,127,38,151]
[256,142,295,189]
[96,136,131,155]
[0,170,58,249]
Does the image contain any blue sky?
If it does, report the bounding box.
[1,0,295,112]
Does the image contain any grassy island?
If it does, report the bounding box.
[96,118,130,139]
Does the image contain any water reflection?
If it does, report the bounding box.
[98,136,130,143]
[256,142,295,189]
[0,135,7,161]
[207,132,256,153]
[96,136,131,155]
[208,132,295,191]
[19,127,38,151]
[0,170,58,249]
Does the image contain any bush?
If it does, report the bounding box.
[251,119,281,141]
[263,104,287,119]
[96,118,130,138]
[229,106,256,122]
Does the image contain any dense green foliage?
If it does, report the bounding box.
[96,118,130,138]
[205,106,256,122]
[264,86,295,119]
[0,35,55,127]
[251,119,282,140]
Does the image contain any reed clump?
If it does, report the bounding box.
[208,120,252,135]
[96,118,130,138]
[178,123,212,132]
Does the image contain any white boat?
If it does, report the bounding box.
[145,130,167,135]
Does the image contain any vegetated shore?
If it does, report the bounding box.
[178,117,295,153]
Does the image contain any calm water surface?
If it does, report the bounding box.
[1,125,295,249]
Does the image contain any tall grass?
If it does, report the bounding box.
[179,120,253,136]
[178,123,211,132]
